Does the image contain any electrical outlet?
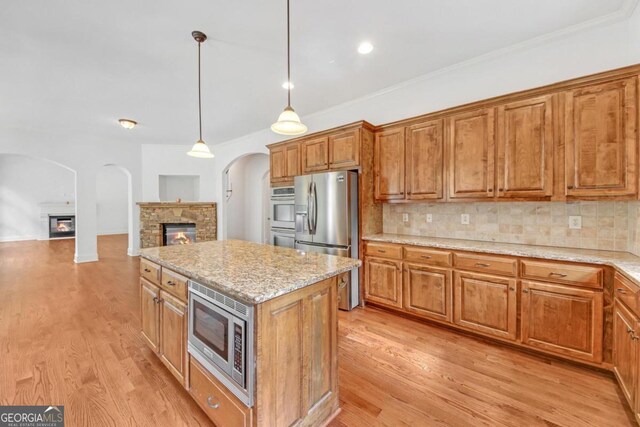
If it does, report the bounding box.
[426,214,433,223]
[402,213,409,222]
[569,216,582,229]
[461,214,470,225]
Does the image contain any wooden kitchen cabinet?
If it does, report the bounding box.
[521,280,603,363]
[404,263,452,323]
[374,127,405,201]
[564,77,638,198]
[614,300,638,410]
[269,142,301,186]
[364,257,403,308]
[302,136,329,173]
[329,129,360,169]
[159,290,188,386]
[406,119,444,200]
[453,271,517,340]
[496,94,554,199]
[140,278,160,353]
[447,108,496,199]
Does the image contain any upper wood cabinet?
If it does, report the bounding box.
[565,77,638,198]
[374,127,405,201]
[302,136,329,173]
[269,142,300,186]
[496,95,554,199]
[447,108,496,199]
[329,130,360,169]
[406,120,444,200]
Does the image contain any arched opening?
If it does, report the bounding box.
[0,153,77,262]
[97,164,134,258]
[221,153,270,243]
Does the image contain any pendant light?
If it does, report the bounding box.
[187,31,214,158]
[271,0,307,135]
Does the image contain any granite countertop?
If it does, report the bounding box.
[140,240,361,305]
[364,233,640,284]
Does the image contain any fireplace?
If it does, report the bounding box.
[163,223,196,246]
[49,215,76,238]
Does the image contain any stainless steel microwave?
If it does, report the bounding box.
[187,281,254,407]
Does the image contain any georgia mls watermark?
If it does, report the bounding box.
[0,406,64,427]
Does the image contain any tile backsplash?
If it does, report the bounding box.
[383,201,640,254]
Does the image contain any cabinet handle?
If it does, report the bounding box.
[475,262,490,268]
[377,249,387,253]
[420,255,432,259]
[628,327,634,334]
[166,280,175,286]
[523,289,529,293]
[153,296,158,303]
[509,287,515,291]
[549,272,568,278]
[144,268,151,273]
[207,396,220,409]
[498,188,504,192]
[617,288,627,294]
[567,185,574,189]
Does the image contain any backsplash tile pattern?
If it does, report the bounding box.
[383,201,631,253]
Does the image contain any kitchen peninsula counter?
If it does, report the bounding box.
[140,239,360,304]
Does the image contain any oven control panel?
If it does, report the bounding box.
[233,324,243,374]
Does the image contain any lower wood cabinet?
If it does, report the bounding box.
[453,271,518,340]
[521,280,603,363]
[403,263,452,322]
[614,300,638,411]
[364,257,403,308]
[140,278,160,352]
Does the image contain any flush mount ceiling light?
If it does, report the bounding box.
[271,0,307,136]
[357,41,374,55]
[118,119,137,129]
[281,81,294,89]
[187,30,214,159]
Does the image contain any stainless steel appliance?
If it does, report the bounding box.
[270,227,295,248]
[188,281,254,407]
[270,186,296,248]
[294,171,359,310]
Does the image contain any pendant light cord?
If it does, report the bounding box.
[198,40,203,141]
[287,0,291,108]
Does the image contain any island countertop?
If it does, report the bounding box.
[140,240,361,305]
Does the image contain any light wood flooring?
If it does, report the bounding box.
[0,235,635,426]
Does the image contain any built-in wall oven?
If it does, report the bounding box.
[270,186,295,248]
[188,281,254,407]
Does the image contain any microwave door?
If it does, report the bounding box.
[311,171,350,247]
[190,294,234,377]
[294,175,313,243]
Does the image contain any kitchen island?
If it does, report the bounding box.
[139,240,361,427]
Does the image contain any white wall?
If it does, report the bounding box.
[96,166,129,235]
[0,155,75,241]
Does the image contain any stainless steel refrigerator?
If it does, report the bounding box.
[294,171,359,310]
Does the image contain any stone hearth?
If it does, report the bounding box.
[138,202,217,249]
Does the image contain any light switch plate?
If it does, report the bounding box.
[569,216,582,229]
[402,213,409,222]
[461,214,470,225]
[426,214,433,223]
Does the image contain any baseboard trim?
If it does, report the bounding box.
[127,248,139,257]
[98,229,128,236]
[74,253,99,263]
[0,235,39,243]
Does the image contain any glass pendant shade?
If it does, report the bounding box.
[187,139,214,158]
[271,106,307,135]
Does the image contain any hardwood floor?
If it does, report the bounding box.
[0,235,634,426]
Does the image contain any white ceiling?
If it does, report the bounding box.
[0,0,628,145]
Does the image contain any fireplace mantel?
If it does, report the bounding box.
[137,202,216,208]
[138,202,217,249]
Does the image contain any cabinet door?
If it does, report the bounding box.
[614,300,639,410]
[565,77,637,197]
[521,281,603,363]
[497,95,554,198]
[329,130,360,169]
[406,120,444,200]
[364,257,403,308]
[404,263,452,322]
[453,271,517,340]
[270,146,287,183]
[374,127,405,201]
[447,108,496,199]
[302,137,329,173]
[285,143,301,178]
[140,278,160,352]
[159,291,188,385]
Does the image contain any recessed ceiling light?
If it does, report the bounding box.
[357,41,374,55]
[118,119,137,129]
[282,81,294,89]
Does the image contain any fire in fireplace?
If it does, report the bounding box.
[49,215,76,238]
[163,223,196,246]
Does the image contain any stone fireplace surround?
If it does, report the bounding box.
[137,202,217,249]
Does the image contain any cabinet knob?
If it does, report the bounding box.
[633,335,640,341]
[153,296,158,303]
[144,268,151,273]
[628,327,634,334]
[523,289,529,294]
[166,280,176,286]
[207,396,220,409]
[509,287,515,291]
[567,185,574,189]
[617,288,627,294]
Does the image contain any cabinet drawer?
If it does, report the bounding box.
[404,246,452,267]
[161,268,188,302]
[189,358,252,427]
[520,260,603,289]
[453,253,517,277]
[365,242,403,259]
[615,273,640,316]
[140,258,161,285]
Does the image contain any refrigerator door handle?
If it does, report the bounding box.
[306,182,313,234]
[311,181,318,234]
